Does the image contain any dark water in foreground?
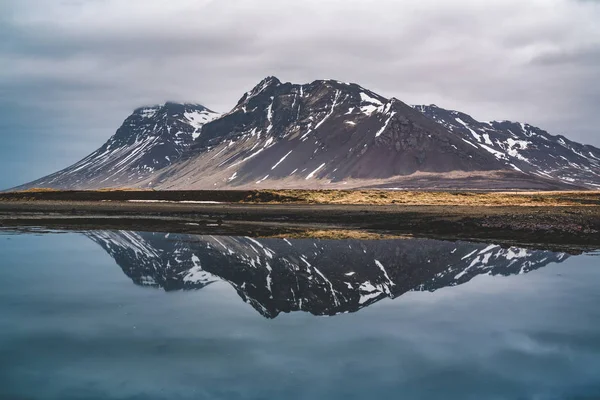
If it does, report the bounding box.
[0,230,599,400]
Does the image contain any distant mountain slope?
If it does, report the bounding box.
[14,102,220,190]
[148,77,541,190]
[87,230,569,319]
[414,105,600,189]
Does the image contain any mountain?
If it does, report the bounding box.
[146,77,571,190]
[414,105,600,189]
[13,77,598,191]
[87,230,569,319]
[14,102,220,190]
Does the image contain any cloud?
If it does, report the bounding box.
[1,0,599,187]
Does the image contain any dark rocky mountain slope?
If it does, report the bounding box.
[148,77,566,190]
[414,105,600,189]
[12,77,598,191]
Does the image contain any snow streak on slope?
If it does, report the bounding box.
[12,77,599,191]
[144,77,510,190]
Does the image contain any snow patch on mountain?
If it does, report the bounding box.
[414,104,600,189]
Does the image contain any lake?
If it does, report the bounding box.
[1,229,599,399]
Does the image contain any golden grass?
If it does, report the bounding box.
[269,229,411,240]
[18,188,61,193]
[4,188,599,207]
[245,189,600,207]
[95,187,153,192]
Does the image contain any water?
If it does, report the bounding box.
[0,230,599,399]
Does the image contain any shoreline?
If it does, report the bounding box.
[1,199,599,253]
[2,188,600,206]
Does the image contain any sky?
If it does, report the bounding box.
[1,0,599,189]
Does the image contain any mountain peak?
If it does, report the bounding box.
[253,76,282,91]
[14,100,221,190]
[15,78,600,192]
[133,104,163,118]
[262,75,281,84]
[133,102,214,115]
[233,76,283,109]
[155,77,516,189]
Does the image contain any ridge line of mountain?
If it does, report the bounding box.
[12,76,600,191]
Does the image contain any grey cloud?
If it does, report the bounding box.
[1,0,599,187]
[532,45,600,66]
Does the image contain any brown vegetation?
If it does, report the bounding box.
[95,187,153,192]
[245,189,600,207]
[18,188,61,193]
[2,188,599,207]
[269,229,411,240]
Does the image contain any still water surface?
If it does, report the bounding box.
[0,230,599,399]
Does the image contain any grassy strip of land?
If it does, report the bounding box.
[0,200,599,251]
[2,188,600,206]
[269,229,412,240]
[2,188,599,250]
[247,189,600,206]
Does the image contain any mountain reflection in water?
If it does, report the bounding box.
[87,231,568,319]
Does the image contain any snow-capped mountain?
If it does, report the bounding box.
[414,105,600,189]
[15,102,220,190]
[13,77,599,191]
[87,230,569,319]
[148,77,546,190]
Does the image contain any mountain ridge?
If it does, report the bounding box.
[413,104,600,189]
[143,77,556,190]
[12,76,599,191]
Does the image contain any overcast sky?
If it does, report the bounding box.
[1,0,599,189]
